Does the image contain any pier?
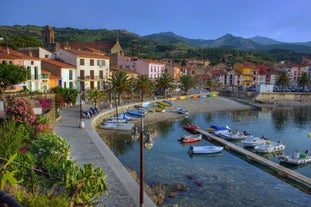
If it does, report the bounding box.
[196,129,311,194]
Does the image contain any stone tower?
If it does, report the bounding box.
[42,25,59,52]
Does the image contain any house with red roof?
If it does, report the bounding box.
[54,49,110,91]
[41,59,76,89]
[0,47,42,93]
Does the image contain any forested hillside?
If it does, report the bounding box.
[0,25,310,66]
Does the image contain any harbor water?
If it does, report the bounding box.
[97,107,311,207]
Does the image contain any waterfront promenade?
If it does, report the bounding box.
[53,104,156,207]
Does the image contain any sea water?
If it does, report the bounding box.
[97,107,311,207]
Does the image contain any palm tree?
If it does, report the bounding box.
[205,79,216,92]
[85,89,105,107]
[276,71,290,92]
[180,75,196,94]
[155,73,175,99]
[133,74,155,103]
[298,72,310,92]
[108,71,131,106]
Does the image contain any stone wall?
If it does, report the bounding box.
[219,91,311,102]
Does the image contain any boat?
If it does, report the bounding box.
[241,136,267,147]
[176,107,189,115]
[188,145,224,154]
[207,125,231,134]
[254,141,286,153]
[216,130,248,141]
[178,134,202,144]
[126,109,145,117]
[153,107,165,112]
[99,122,135,130]
[278,150,311,165]
[157,101,171,107]
[162,100,173,106]
[183,124,200,133]
[105,118,128,123]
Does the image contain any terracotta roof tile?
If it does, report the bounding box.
[42,59,76,69]
[64,49,110,59]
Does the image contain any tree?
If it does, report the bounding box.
[133,74,155,102]
[0,64,28,100]
[205,79,216,91]
[297,72,310,92]
[0,35,43,50]
[108,71,131,106]
[276,71,290,92]
[180,75,196,94]
[155,73,175,99]
[85,89,105,107]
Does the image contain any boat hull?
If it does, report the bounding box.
[189,145,223,154]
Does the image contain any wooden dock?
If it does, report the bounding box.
[196,129,311,194]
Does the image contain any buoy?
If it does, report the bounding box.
[238,117,242,122]
[253,116,256,120]
[308,132,311,139]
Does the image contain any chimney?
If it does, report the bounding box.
[5,46,9,54]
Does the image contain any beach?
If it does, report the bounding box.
[135,96,256,125]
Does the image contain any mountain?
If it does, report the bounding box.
[248,36,282,45]
[144,32,311,54]
[1,25,311,57]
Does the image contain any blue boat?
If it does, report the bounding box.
[127,110,144,117]
[163,100,173,106]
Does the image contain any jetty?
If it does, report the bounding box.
[196,129,311,194]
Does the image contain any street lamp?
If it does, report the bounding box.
[139,107,144,206]
[79,83,85,129]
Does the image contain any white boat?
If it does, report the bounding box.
[254,141,286,153]
[188,145,223,154]
[176,107,189,115]
[241,136,267,148]
[99,122,135,130]
[278,150,311,165]
[105,118,128,123]
[216,130,248,141]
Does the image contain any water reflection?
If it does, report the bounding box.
[96,107,311,206]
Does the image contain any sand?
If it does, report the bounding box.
[134,96,256,125]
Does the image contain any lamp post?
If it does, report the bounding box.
[79,84,85,128]
[140,92,144,207]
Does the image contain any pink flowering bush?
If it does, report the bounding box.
[38,98,52,113]
[34,115,52,137]
[5,97,36,125]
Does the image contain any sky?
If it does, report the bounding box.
[1,0,311,43]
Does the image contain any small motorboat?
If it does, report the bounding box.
[99,122,135,130]
[188,145,224,154]
[183,124,200,133]
[278,150,311,165]
[216,130,248,141]
[178,134,202,144]
[176,107,189,115]
[207,125,231,134]
[254,141,286,153]
[241,136,267,148]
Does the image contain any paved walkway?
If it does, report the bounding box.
[53,104,156,207]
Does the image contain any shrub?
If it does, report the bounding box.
[5,97,36,125]
[0,120,31,158]
[30,133,70,178]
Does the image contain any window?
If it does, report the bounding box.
[69,82,73,88]
[69,70,73,80]
[34,66,38,80]
[97,60,105,66]
[80,59,85,66]
[31,61,34,65]
[90,59,94,66]
[27,66,31,80]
